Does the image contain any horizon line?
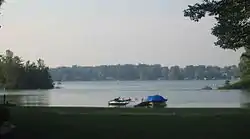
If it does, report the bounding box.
[49,63,238,69]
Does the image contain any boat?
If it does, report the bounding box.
[134,95,168,108]
[201,86,212,90]
[54,81,63,89]
[108,97,132,107]
[134,101,150,108]
[54,86,62,89]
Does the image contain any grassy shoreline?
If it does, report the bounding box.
[3,107,250,139]
[8,106,250,115]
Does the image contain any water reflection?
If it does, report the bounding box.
[0,91,49,106]
[1,81,250,108]
[1,89,250,108]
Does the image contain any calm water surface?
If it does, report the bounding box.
[1,80,250,108]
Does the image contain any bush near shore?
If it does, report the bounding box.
[218,78,250,91]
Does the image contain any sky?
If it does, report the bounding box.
[0,0,243,68]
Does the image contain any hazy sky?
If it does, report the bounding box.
[0,0,242,68]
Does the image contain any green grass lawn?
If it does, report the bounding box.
[6,107,250,139]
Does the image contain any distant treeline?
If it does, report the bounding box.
[49,64,240,81]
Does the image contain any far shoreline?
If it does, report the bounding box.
[56,79,229,82]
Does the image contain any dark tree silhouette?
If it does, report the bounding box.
[184,0,250,50]
[0,50,54,90]
[184,0,250,89]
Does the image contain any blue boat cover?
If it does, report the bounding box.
[146,95,167,102]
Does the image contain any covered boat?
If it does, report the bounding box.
[146,95,167,102]
[134,95,167,108]
[146,95,167,108]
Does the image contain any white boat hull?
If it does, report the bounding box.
[108,101,130,106]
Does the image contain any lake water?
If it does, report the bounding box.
[1,80,250,108]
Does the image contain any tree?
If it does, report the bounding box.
[161,67,169,80]
[184,65,195,80]
[184,0,250,50]
[0,50,54,90]
[0,0,3,6]
[184,0,250,89]
[168,66,183,80]
[0,0,4,28]
[239,51,250,78]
